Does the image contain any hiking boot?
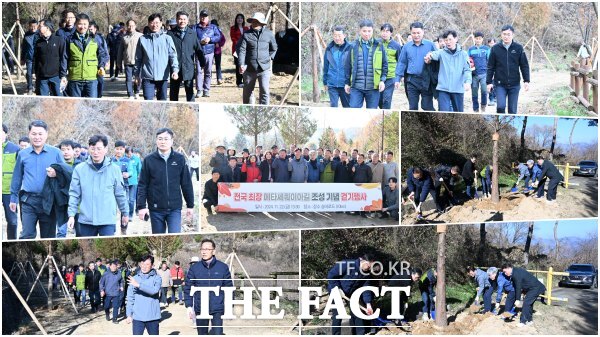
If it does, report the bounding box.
[27,89,34,95]
[217,79,223,85]
[110,76,117,82]
[195,91,202,98]
[112,320,119,324]
[210,205,217,215]
[526,321,534,326]
[237,84,244,88]
[128,95,134,100]
[134,93,140,99]
[481,105,487,112]
[473,108,479,112]
[545,199,556,204]
[203,91,210,97]
[105,312,110,320]
[120,225,127,235]
[379,212,389,219]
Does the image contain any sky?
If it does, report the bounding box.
[510,116,598,145]
[530,219,597,240]
[200,105,386,142]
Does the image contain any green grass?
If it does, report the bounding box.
[548,87,593,117]
[446,283,477,310]
[498,173,516,189]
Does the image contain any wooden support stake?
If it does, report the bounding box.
[25,257,49,302]
[1,33,26,74]
[2,268,48,335]
[276,8,299,32]
[3,57,18,95]
[279,67,299,106]
[50,256,78,314]
[534,37,557,71]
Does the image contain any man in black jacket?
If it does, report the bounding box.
[462,154,478,199]
[85,261,102,313]
[137,128,194,234]
[334,151,353,183]
[222,157,241,183]
[534,156,563,203]
[167,11,205,102]
[501,263,545,327]
[237,12,278,105]
[486,25,530,114]
[33,20,66,96]
[352,154,372,218]
[22,19,38,95]
[202,169,220,215]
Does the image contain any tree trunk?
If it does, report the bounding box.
[519,116,528,161]
[523,222,534,266]
[549,117,558,160]
[554,221,560,260]
[285,2,291,31]
[311,25,320,103]
[47,244,53,309]
[477,223,486,265]
[269,2,276,32]
[16,3,22,80]
[491,118,500,203]
[105,2,111,35]
[569,119,579,155]
[435,227,448,327]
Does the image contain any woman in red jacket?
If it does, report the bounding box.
[230,13,250,87]
[241,155,261,182]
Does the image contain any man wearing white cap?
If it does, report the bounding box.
[236,12,278,105]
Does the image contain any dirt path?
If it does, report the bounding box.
[1,180,202,240]
[2,53,298,106]
[21,298,298,335]
[301,68,569,114]
[402,176,597,225]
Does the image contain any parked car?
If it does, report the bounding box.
[559,264,598,288]
[573,160,598,177]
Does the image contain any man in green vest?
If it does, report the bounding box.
[319,149,335,183]
[75,263,87,307]
[2,124,20,240]
[344,19,388,109]
[378,24,402,109]
[64,13,108,98]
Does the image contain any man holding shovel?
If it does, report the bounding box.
[462,155,479,199]
[501,263,546,327]
[327,254,376,335]
[406,167,439,220]
[433,164,461,210]
[534,156,563,203]
[467,266,493,313]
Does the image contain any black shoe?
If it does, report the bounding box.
[360,213,367,218]
[379,213,390,219]
[112,320,118,324]
[106,313,110,321]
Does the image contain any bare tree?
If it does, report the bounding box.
[435,225,448,327]
[523,222,534,266]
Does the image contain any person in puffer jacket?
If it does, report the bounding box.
[134,13,179,101]
[344,19,388,109]
[241,155,261,182]
[323,26,351,107]
[184,239,233,335]
[425,30,472,112]
[126,255,161,335]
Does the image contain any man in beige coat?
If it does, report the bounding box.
[117,19,143,99]
[156,261,173,307]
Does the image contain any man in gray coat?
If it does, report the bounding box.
[288,148,308,183]
[67,134,129,237]
[236,12,278,105]
[381,177,399,220]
